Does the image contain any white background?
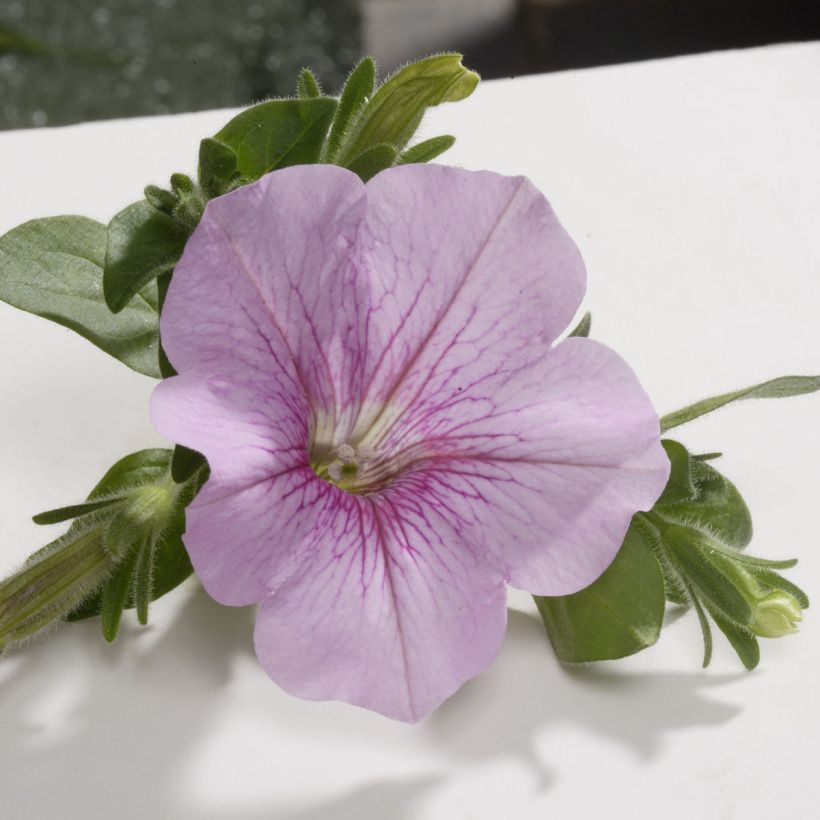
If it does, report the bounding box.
[1,43,818,819]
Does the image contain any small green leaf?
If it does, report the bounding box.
[297,67,322,98]
[170,173,194,196]
[0,216,161,377]
[32,496,124,526]
[326,57,376,163]
[567,311,592,338]
[198,137,239,199]
[336,54,479,164]
[660,375,820,432]
[399,134,456,165]
[214,97,338,180]
[104,200,189,313]
[144,184,177,215]
[535,523,665,662]
[346,143,397,182]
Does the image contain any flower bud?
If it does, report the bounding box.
[750,590,803,638]
[0,529,114,649]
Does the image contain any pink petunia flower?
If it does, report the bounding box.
[151,164,669,722]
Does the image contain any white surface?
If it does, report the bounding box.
[1,43,819,819]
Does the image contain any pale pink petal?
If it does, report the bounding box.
[375,338,670,595]
[151,375,317,605]
[159,164,373,446]
[349,165,586,443]
[253,479,507,722]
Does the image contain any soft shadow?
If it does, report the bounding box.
[278,775,441,820]
[0,583,255,818]
[0,595,745,819]
[428,609,744,770]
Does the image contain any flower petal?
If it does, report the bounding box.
[349,164,586,443]
[253,479,507,723]
[400,339,670,595]
[158,164,373,446]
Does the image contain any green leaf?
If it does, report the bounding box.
[535,523,665,662]
[660,375,820,432]
[198,137,239,199]
[0,216,161,378]
[346,144,397,182]
[104,200,189,314]
[567,311,591,338]
[325,57,376,163]
[336,54,479,164]
[32,496,124,526]
[297,67,322,98]
[214,97,338,180]
[399,134,456,165]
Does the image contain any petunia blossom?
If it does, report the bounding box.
[151,164,669,722]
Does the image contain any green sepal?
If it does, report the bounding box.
[567,311,591,338]
[100,544,143,642]
[214,97,338,181]
[535,522,665,663]
[171,444,207,484]
[198,137,240,199]
[662,525,752,625]
[639,438,806,668]
[133,541,153,625]
[346,144,398,182]
[0,215,161,377]
[104,200,189,313]
[655,439,697,506]
[65,449,203,623]
[749,569,809,610]
[653,442,752,548]
[297,67,322,99]
[325,57,376,162]
[660,375,820,432]
[704,601,760,670]
[32,496,124,526]
[336,54,478,164]
[399,135,456,165]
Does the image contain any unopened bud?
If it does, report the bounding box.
[751,591,803,638]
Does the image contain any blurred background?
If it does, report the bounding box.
[1,0,818,130]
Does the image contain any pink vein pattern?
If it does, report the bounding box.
[150,164,670,722]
